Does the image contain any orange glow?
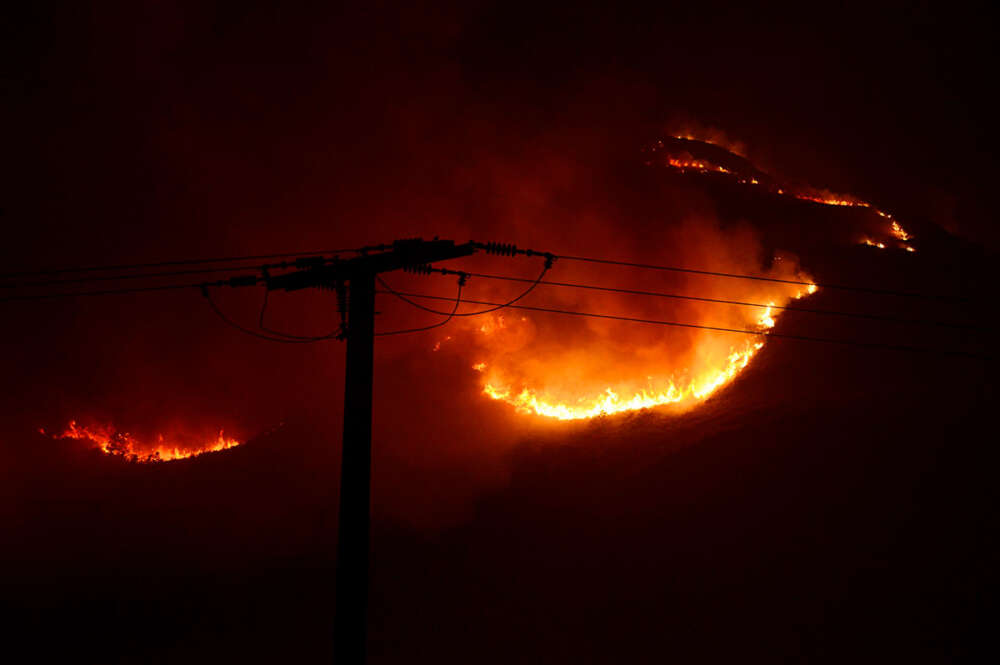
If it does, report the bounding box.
[652,136,917,251]
[890,220,912,241]
[665,157,733,174]
[471,245,818,420]
[43,420,241,462]
[794,193,868,208]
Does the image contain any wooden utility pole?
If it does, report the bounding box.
[334,268,375,664]
[266,239,475,664]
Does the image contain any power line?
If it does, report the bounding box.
[257,287,344,341]
[202,273,468,343]
[377,289,986,359]
[0,255,983,357]
[2,264,270,290]
[377,254,554,317]
[375,280,465,336]
[440,270,978,331]
[552,253,969,302]
[2,242,968,307]
[0,247,363,281]
[0,281,213,303]
[201,285,337,344]
[0,268,980,341]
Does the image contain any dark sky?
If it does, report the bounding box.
[3,2,997,663]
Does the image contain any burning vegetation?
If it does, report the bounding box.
[42,421,241,462]
[437,128,927,421]
[648,135,917,252]
[442,221,819,421]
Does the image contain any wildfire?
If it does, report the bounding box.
[481,340,766,420]
[665,157,733,174]
[650,137,917,251]
[472,251,817,420]
[42,420,241,462]
[889,220,911,241]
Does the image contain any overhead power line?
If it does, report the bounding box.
[408,268,978,331]
[200,285,332,344]
[1,261,979,343]
[2,264,271,290]
[377,253,555,317]
[0,281,213,303]
[375,278,465,336]
[377,289,986,359]
[552,253,969,302]
[257,287,344,341]
[0,247,365,281]
[3,241,968,306]
[0,238,982,354]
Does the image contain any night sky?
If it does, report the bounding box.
[3,3,997,663]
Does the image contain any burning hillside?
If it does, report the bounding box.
[425,220,819,421]
[418,131,938,421]
[41,420,241,462]
[647,135,917,252]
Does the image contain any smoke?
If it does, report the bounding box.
[2,1,950,532]
[355,134,821,524]
[0,92,823,528]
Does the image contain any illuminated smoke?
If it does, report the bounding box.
[438,220,817,420]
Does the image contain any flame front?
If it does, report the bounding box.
[467,241,817,421]
[44,420,241,462]
[653,137,917,251]
[480,339,765,420]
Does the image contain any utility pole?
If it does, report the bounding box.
[336,268,375,664]
[266,238,475,664]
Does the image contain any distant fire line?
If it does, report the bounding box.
[41,420,241,462]
[651,136,917,253]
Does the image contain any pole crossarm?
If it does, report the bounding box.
[264,239,476,292]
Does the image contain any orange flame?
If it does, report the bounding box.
[665,157,733,174]
[889,220,911,241]
[44,420,241,462]
[472,267,817,420]
[652,137,917,252]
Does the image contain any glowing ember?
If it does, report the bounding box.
[42,420,241,462]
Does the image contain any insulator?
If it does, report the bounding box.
[403,263,434,275]
[482,241,518,257]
